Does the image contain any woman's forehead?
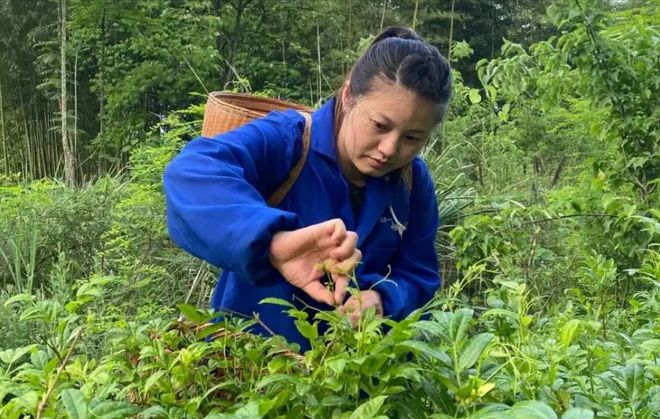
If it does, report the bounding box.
[359,79,436,130]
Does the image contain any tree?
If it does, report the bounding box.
[60,0,75,185]
[478,1,659,204]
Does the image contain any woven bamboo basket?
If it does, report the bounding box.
[201,92,312,138]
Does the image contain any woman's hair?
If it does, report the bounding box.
[335,26,452,125]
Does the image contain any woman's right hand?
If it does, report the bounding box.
[268,218,361,306]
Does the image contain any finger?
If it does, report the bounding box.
[341,296,360,313]
[332,273,349,306]
[360,291,384,317]
[302,280,336,306]
[316,258,336,275]
[333,248,362,275]
[308,219,345,257]
[330,231,358,260]
[328,219,347,246]
[349,311,361,328]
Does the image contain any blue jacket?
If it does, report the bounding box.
[163,98,441,350]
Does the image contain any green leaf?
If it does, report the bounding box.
[232,401,261,418]
[449,308,473,344]
[361,353,390,376]
[486,85,498,101]
[197,322,225,340]
[30,350,49,370]
[559,319,581,347]
[561,407,594,419]
[3,293,35,308]
[143,370,166,394]
[60,389,88,419]
[467,403,510,418]
[88,400,140,419]
[459,333,493,371]
[640,339,660,355]
[259,297,295,309]
[498,103,510,123]
[349,395,387,419]
[0,345,37,365]
[294,320,318,341]
[177,303,204,323]
[399,340,452,367]
[469,89,482,104]
[507,401,558,419]
[256,373,298,389]
[140,405,169,418]
[481,308,518,322]
[625,363,644,401]
[327,358,347,375]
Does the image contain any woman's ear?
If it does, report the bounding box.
[341,81,351,109]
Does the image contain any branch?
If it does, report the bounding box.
[36,327,83,419]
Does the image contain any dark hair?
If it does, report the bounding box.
[337,26,452,123]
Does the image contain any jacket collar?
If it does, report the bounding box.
[310,97,339,162]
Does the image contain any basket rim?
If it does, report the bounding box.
[206,93,264,119]
[208,91,312,112]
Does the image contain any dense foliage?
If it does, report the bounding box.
[1,0,659,418]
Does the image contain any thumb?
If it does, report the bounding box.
[302,280,336,306]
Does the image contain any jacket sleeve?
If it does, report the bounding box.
[360,160,441,320]
[163,110,305,285]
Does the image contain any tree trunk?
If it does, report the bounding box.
[316,19,321,103]
[34,104,45,178]
[551,155,567,187]
[223,0,249,87]
[74,48,78,177]
[98,8,106,177]
[60,0,75,186]
[20,94,34,179]
[447,0,456,61]
[412,0,419,30]
[214,0,223,64]
[0,78,7,175]
[348,0,352,49]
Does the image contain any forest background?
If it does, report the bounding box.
[0,0,659,418]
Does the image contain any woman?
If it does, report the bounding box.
[164,26,452,351]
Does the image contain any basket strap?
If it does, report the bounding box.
[267,111,312,207]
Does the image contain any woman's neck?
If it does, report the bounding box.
[336,138,366,187]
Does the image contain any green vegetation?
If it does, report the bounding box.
[0,0,658,417]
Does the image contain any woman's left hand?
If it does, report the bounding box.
[339,290,383,327]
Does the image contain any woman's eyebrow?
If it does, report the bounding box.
[375,113,427,134]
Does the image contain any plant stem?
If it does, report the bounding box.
[447,0,456,61]
[36,327,83,419]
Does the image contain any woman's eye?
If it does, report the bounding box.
[372,120,388,131]
[405,134,422,142]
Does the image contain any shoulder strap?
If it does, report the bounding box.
[267,111,312,207]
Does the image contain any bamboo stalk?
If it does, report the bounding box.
[412,0,419,30]
[20,94,34,179]
[34,102,45,178]
[74,48,78,179]
[447,0,456,61]
[316,19,322,104]
[0,78,7,175]
[60,0,75,185]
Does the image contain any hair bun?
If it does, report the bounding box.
[371,26,422,46]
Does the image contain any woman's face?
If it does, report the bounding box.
[337,77,437,184]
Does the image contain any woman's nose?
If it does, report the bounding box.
[377,134,399,159]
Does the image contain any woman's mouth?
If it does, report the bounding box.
[367,156,387,170]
